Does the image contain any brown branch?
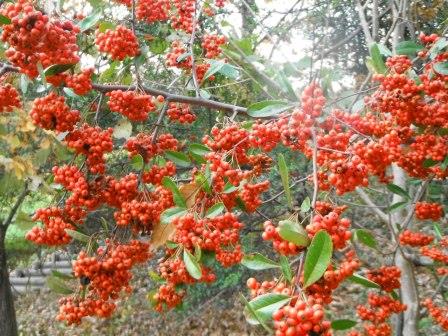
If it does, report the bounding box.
[0,63,248,114]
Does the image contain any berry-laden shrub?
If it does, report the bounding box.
[2,1,448,335]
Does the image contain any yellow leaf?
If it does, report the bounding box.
[179,182,201,208]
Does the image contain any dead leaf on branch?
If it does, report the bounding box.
[179,181,201,208]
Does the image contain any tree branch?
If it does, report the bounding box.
[2,185,29,229]
[356,187,389,222]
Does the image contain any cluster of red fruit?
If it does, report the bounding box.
[125,132,178,162]
[58,240,150,324]
[107,90,156,121]
[167,102,197,123]
[0,84,21,112]
[1,0,80,78]
[65,68,94,95]
[166,41,193,69]
[30,92,80,133]
[136,0,170,23]
[142,161,176,185]
[423,299,448,331]
[95,26,139,61]
[415,201,444,220]
[399,229,434,247]
[306,210,351,249]
[262,220,302,255]
[202,34,226,58]
[65,124,114,174]
[367,266,401,292]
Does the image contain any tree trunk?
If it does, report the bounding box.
[0,225,18,336]
[391,164,419,336]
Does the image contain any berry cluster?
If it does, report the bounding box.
[386,55,412,74]
[272,297,331,336]
[415,202,444,220]
[65,68,94,95]
[30,93,80,132]
[240,181,270,212]
[166,41,192,68]
[422,299,448,331]
[1,0,80,78]
[262,220,302,256]
[201,34,226,58]
[65,124,114,174]
[167,102,196,123]
[327,156,369,194]
[399,229,434,247]
[171,0,195,33]
[246,278,292,298]
[249,122,281,152]
[366,266,401,292]
[107,90,156,121]
[136,0,170,23]
[95,26,139,60]
[125,133,178,162]
[0,84,21,112]
[142,161,176,185]
[306,211,351,249]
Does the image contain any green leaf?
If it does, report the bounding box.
[131,154,144,170]
[433,62,448,75]
[331,319,357,330]
[279,255,292,283]
[388,201,408,212]
[303,230,333,288]
[44,64,75,77]
[0,15,11,25]
[113,119,132,139]
[348,274,381,289]
[65,229,90,243]
[63,87,80,99]
[440,155,448,170]
[369,43,387,74]
[354,229,377,249]
[176,52,191,63]
[20,75,30,95]
[165,150,191,167]
[277,154,292,208]
[278,220,310,247]
[247,100,292,118]
[166,240,179,249]
[204,60,239,80]
[205,202,225,218]
[183,249,202,280]
[160,207,187,225]
[387,183,410,199]
[51,270,75,280]
[429,37,448,59]
[244,293,291,325]
[14,211,35,230]
[148,270,165,283]
[301,197,311,213]
[395,41,423,57]
[189,143,211,158]
[240,294,272,332]
[46,275,74,295]
[98,21,116,33]
[377,44,392,57]
[241,253,280,270]
[148,38,169,54]
[79,9,102,32]
[223,181,238,193]
[162,177,186,207]
[37,62,47,87]
[423,158,439,168]
[433,222,443,239]
[194,244,201,261]
[195,167,212,194]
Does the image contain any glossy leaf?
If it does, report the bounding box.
[247,100,292,118]
[131,154,144,170]
[160,207,187,225]
[0,15,11,25]
[162,177,186,208]
[183,249,202,280]
[278,220,310,247]
[433,62,448,75]
[349,274,381,289]
[369,43,387,74]
[279,255,293,283]
[395,41,423,56]
[277,154,292,208]
[387,183,410,199]
[79,9,102,32]
[205,202,225,218]
[165,150,191,167]
[354,229,377,249]
[331,319,357,330]
[301,197,311,213]
[44,64,75,77]
[65,229,90,243]
[244,293,291,325]
[303,230,333,288]
[241,253,279,270]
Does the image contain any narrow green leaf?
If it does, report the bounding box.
[0,15,11,25]
[166,240,179,249]
[348,274,381,289]
[65,229,90,243]
[277,154,292,208]
[279,256,292,283]
[160,207,187,225]
[387,183,410,199]
[20,75,29,95]
[176,52,191,63]
[433,62,448,75]
[354,229,377,249]
[369,43,387,74]
[205,202,225,218]
[278,220,310,247]
[79,9,102,32]
[331,319,357,330]
[183,249,202,280]
[194,244,201,261]
[433,222,443,239]
[241,253,280,270]
[223,181,238,193]
[247,100,292,118]
[423,158,439,168]
[245,293,291,325]
[205,60,239,80]
[303,230,333,288]
[46,276,74,295]
[240,294,272,332]
[395,40,423,57]
[165,150,191,167]
[189,143,211,156]
[429,37,448,59]
[131,154,144,170]
[388,201,408,212]
[44,64,75,77]
[162,177,186,208]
